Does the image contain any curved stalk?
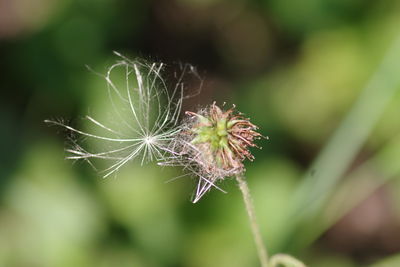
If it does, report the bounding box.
[236,174,307,267]
[270,254,306,267]
[236,173,269,267]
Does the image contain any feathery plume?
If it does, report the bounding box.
[46,52,201,178]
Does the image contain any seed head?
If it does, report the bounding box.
[46,53,264,203]
[170,102,263,202]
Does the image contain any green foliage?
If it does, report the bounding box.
[2,0,400,266]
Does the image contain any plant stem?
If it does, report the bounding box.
[236,173,269,267]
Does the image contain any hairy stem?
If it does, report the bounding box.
[236,174,269,267]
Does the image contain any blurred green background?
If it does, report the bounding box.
[1,0,400,266]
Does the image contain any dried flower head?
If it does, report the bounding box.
[46,53,263,203]
[165,102,263,202]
